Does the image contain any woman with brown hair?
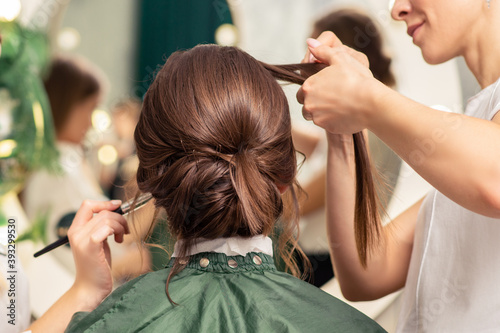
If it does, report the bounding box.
[64,45,385,332]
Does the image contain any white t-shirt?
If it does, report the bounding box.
[397,77,500,332]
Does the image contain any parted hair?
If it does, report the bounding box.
[133,45,382,302]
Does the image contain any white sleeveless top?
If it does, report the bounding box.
[397,77,500,332]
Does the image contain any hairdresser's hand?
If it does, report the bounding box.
[302,31,343,64]
[302,31,368,66]
[297,34,384,134]
[67,200,130,310]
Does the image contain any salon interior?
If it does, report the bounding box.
[0,0,478,331]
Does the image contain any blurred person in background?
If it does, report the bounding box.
[22,56,108,273]
[22,57,148,282]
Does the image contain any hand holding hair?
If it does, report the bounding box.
[301,30,344,64]
[303,31,369,68]
[297,31,382,135]
[299,31,343,121]
[296,33,384,267]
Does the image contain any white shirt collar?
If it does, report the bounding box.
[172,235,273,258]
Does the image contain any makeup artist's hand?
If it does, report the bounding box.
[27,200,130,332]
[67,199,130,310]
[297,32,382,135]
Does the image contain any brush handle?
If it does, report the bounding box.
[33,206,124,258]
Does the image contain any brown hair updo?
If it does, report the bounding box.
[134,45,383,301]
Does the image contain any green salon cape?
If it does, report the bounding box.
[66,252,386,332]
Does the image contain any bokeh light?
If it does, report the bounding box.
[97,144,118,165]
[91,109,111,132]
[215,23,239,46]
[0,0,22,22]
[0,139,17,157]
[57,27,81,51]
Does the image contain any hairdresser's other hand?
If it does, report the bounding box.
[67,199,129,310]
[297,37,383,134]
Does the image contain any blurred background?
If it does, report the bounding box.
[0,0,479,331]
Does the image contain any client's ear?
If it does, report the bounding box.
[276,184,289,194]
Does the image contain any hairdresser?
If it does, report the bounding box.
[297,0,500,331]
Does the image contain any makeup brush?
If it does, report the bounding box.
[33,193,152,258]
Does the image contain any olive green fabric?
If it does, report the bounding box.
[66,252,385,332]
[147,217,175,271]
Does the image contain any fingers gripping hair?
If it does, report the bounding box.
[265,61,385,267]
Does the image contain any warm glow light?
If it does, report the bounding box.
[98,144,118,165]
[0,0,22,21]
[92,109,111,132]
[57,27,81,51]
[215,24,238,46]
[0,139,17,157]
[32,101,45,154]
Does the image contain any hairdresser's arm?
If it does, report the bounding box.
[298,32,500,218]
[326,132,421,301]
[27,200,129,333]
[369,87,500,217]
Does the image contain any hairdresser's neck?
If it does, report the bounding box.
[463,6,500,88]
